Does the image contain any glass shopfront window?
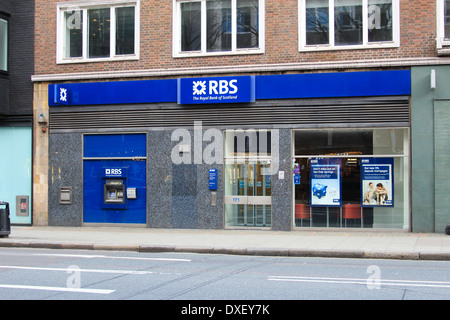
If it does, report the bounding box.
[293,128,409,229]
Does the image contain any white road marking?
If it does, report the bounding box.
[33,253,191,262]
[268,275,450,289]
[0,284,114,294]
[0,265,154,275]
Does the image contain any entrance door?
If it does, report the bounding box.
[224,160,271,227]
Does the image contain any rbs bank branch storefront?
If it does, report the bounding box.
[46,70,411,231]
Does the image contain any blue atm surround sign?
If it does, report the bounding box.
[83,134,147,224]
[177,76,255,105]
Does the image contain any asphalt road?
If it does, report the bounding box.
[0,247,449,305]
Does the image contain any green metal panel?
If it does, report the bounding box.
[411,66,450,232]
[434,100,450,233]
[411,67,435,232]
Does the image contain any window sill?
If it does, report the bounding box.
[299,42,399,52]
[437,47,450,56]
[57,55,139,65]
[173,48,264,59]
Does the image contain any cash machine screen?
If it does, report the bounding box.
[104,180,125,204]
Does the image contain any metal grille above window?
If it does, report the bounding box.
[49,96,410,131]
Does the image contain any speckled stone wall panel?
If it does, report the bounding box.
[172,164,197,229]
[147,128,224,229]
[48,133,83,226]
[147,130,173,228]
[196,136,224,229]
[271,129,292,231]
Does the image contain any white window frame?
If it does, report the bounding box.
[437,0,450,53]
[172,0,265,58]
[56,0,140,64]
[298,0,400,52]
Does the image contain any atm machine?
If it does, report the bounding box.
[104,180,125,204]
[102,168,128,210]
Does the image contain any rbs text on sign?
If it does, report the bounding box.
[177,76,255,105]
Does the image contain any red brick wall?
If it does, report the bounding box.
[35,0,437,75]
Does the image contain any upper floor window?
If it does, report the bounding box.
[437,0,450,54]
[57,1,139,64]
[173,0,265,57]
[299,0,399,52]
[0,18,7,72]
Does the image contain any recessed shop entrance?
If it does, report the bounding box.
[224,160,272,227]
[224,130,272,228]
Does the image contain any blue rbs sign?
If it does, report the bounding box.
[49,71,411,106]
[177,76,255,105]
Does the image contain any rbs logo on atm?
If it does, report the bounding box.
[105,168,122,175]
[193,79,238,96]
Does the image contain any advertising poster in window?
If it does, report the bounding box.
[310,158,342,207]
[361,158,394,207]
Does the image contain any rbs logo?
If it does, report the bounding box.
[193,79,238,96]
[105,168,122,175]
[179,76,253,104]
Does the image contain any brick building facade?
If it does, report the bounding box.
[31,0,450,232]
[34,0,439,75]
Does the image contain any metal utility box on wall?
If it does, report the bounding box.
[59,188,72,205]
[16,195,29,216]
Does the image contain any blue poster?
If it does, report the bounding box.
[361,158,394,207]
[293,163,301,185]
[209,169,218,190]
[310,158,342,207]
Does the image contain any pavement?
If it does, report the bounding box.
[1,226,450,261]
